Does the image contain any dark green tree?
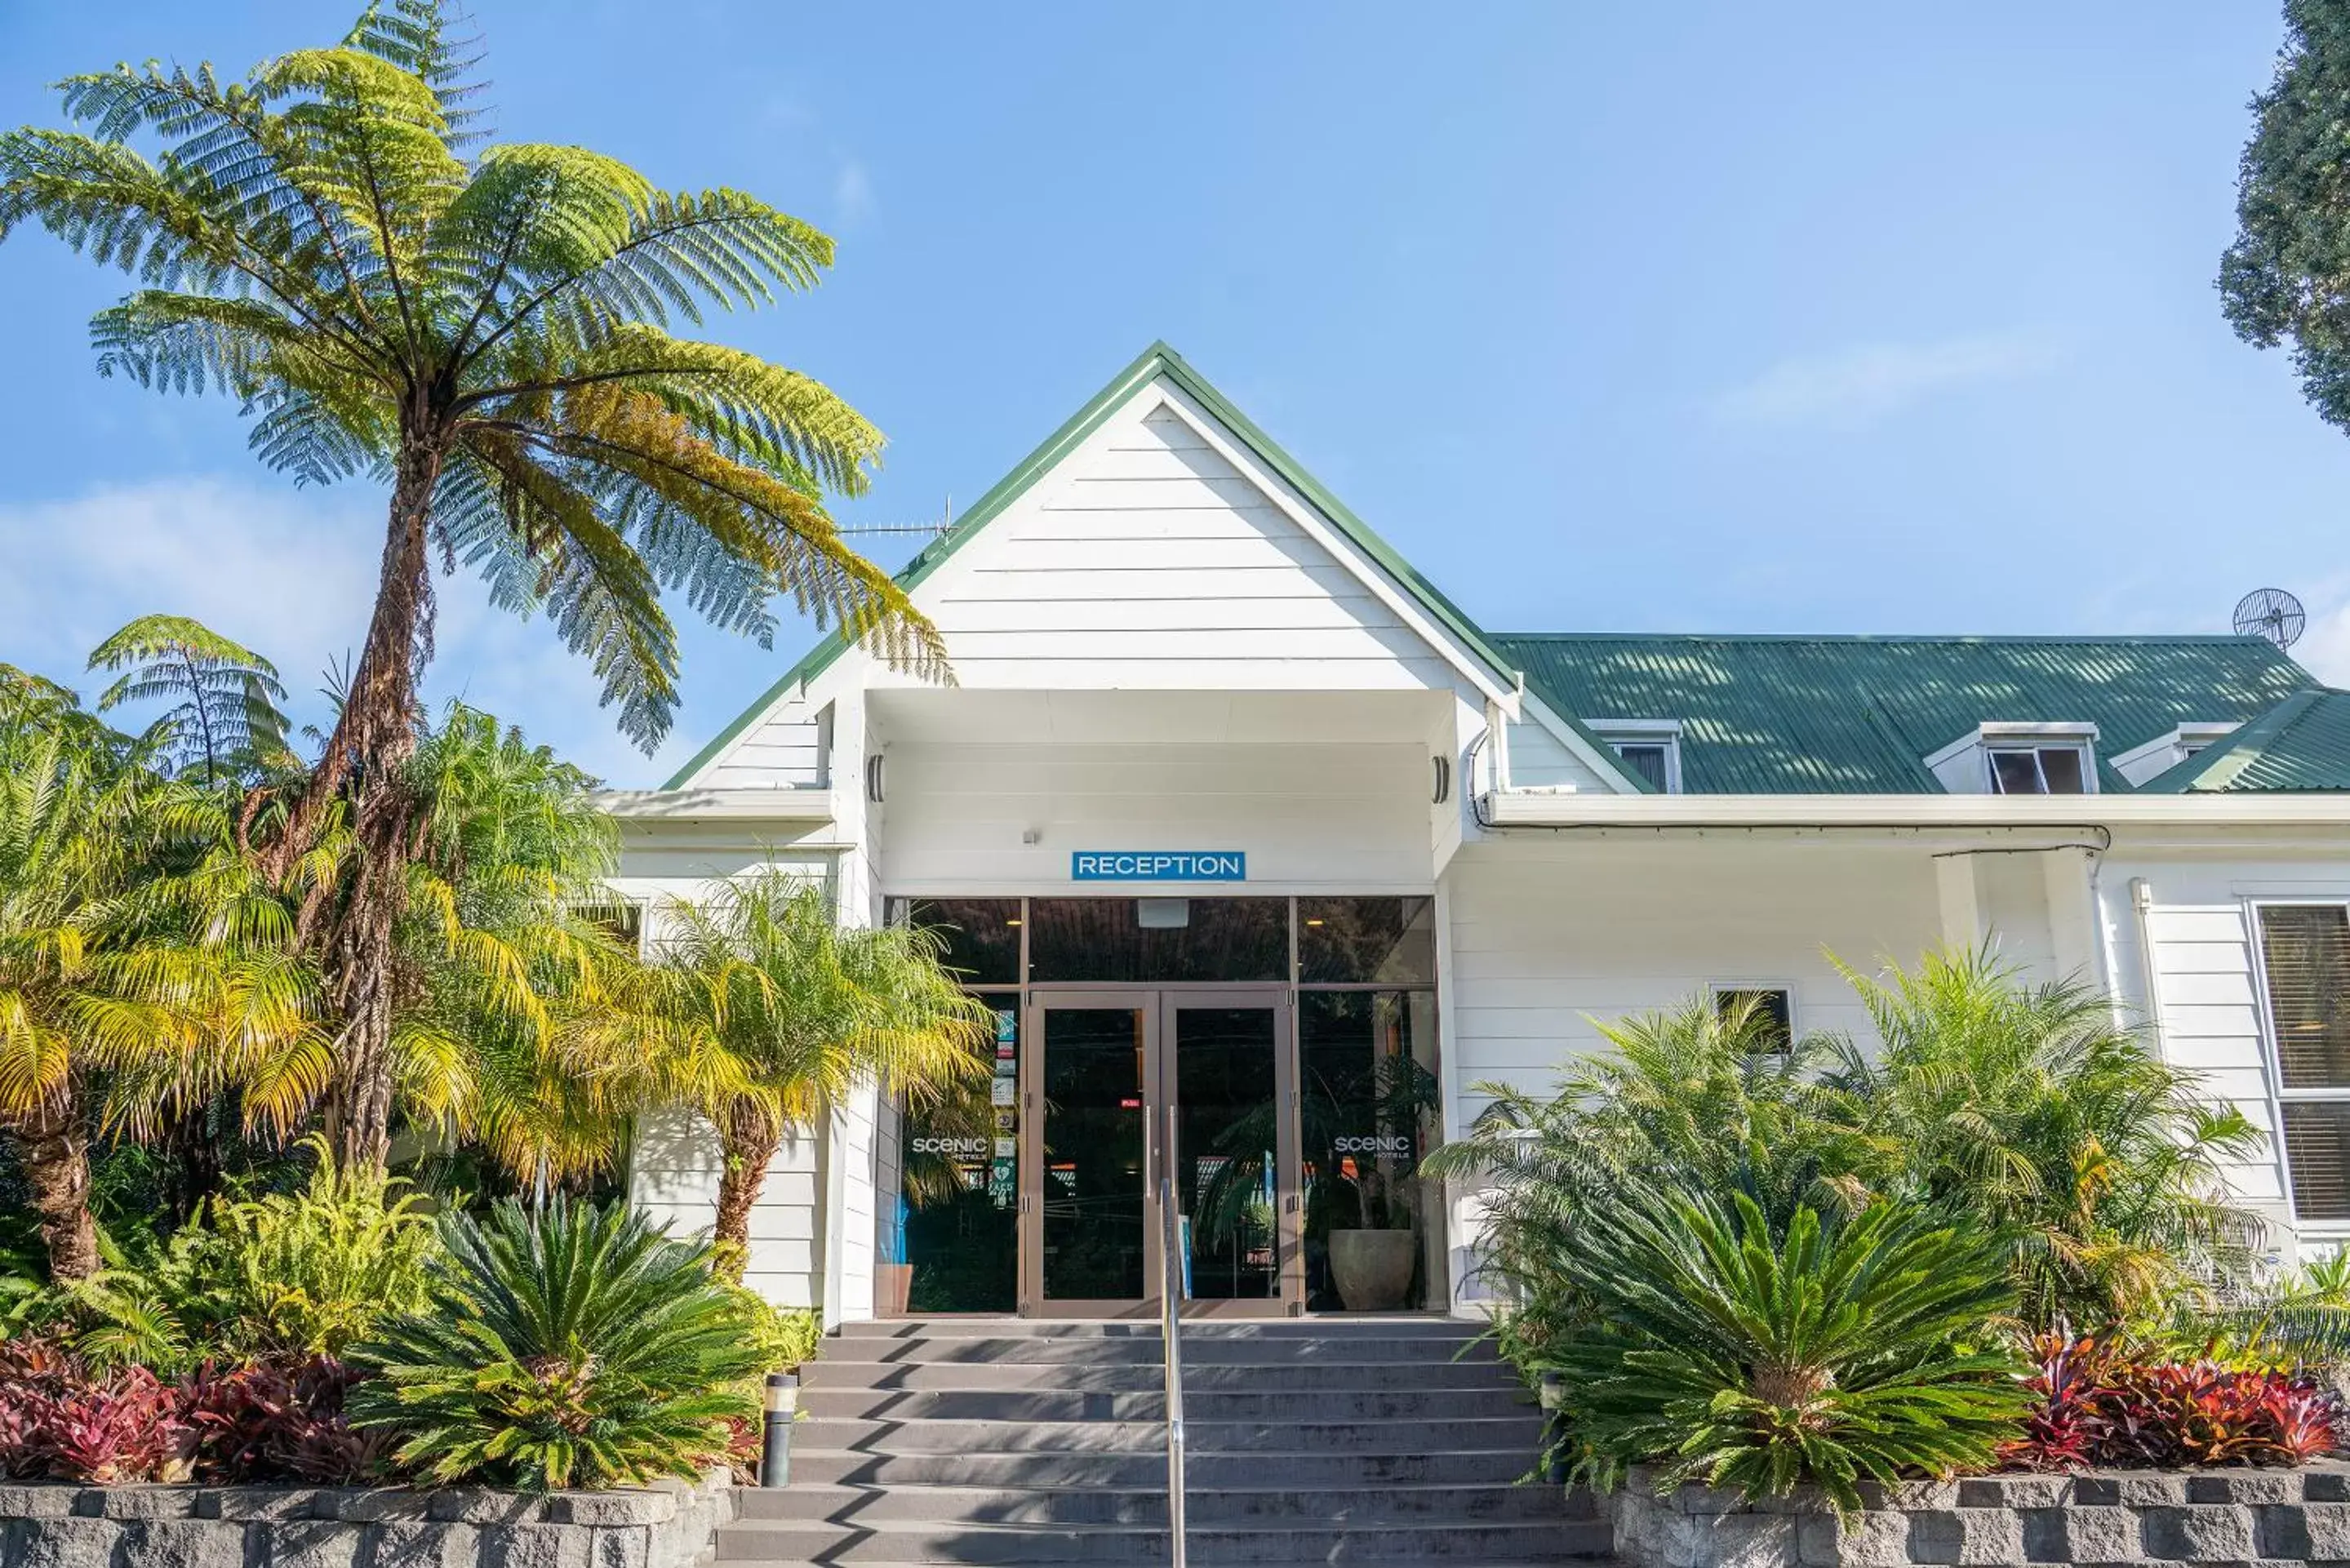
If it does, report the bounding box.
[2221,0,2350,431]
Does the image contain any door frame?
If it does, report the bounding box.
[1017,988,1299,1318]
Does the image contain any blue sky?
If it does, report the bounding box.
[2,2,2345,786]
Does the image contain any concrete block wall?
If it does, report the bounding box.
[1610,1464,2350,1567]
[0,1473,735,1568]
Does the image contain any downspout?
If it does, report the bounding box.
[2129,877,2169,1064]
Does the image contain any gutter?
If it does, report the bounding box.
[1477,789,2350,831]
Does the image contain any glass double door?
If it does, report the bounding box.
[1023,990,1299,1317]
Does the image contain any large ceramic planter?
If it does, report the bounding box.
[1329,1228,1417,1310]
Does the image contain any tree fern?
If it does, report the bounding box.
[0,2,941,1169]
[87,615,292,785]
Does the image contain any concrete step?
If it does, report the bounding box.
[815,1334,1500,1368]
[713,1517,1613,1563]
[795,1414,1546,1456]
[833,1317,1483,1341]
[802,1358,1513,1393]
[783,1446,1552,1490]
[801,1387,1530,1424]
[739,1481,1575,1526]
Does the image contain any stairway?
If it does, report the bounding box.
[718,1317,1612,1566]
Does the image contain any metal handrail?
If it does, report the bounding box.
[1160,1107,1188,1568]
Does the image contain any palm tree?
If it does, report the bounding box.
[0,1,943,1170]
[1826,948,2263,1326]
[658,876,988,1263]
[389,701,717,1188]
[0,692,322,1279]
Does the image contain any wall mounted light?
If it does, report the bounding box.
[1432,754,1454,804]
[864,753,885,804]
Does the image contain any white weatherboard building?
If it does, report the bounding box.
[610,342,2350,1323]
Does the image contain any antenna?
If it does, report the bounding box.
[2233,588,2307,651]
[836,495,955,540]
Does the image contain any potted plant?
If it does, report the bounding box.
[1325,1055,1441,1311]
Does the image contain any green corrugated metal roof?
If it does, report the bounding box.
[1495,633,2321,794]
[2141,688,2350,793]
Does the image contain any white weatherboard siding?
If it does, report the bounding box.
[1503,716,1618,793]
[870,393,1495,701]
[627,1111,824,1308]
[698,698,829,790]
[2097,847,2350,1252]
[1441,840,1949,1108]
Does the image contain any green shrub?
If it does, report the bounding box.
[62,1144,438,1375]
[719,1286,822,1371]
[1539,1187,2028,1512]
[347,1197,766,1490]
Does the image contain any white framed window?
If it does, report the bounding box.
[575,897,647,957]
[1588,719,1683,793]
[1709,981,1796,1053]
[2254,902,2350,1224]
[1985,743,2090,795]
[1923,722,2099,795]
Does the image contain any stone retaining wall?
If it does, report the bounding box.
[1610,1462,2350,1567]
[0,1470,734,1568]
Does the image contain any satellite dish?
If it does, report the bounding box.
[2234,588,2307,651]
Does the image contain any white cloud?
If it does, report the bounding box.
[833,159,875,227]
[0,476,692,786]
[1713,331,2059,430]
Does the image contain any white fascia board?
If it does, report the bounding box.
[1147,380,1523,717]
[1482,789,2350,828]
[594,788,837,822]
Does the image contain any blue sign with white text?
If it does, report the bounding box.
[1071,851,1246,882]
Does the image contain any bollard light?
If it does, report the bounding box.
[1537,1370,1568,1486]
[760,1372,799,1488]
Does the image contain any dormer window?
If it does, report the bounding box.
[1588,719,1682,793]
[1987,743,2088,795]
[1923,722,2099,795]
[2110,722,2240,787]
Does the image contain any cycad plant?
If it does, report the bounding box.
[1541,1185,2028,1512]
[659,875,988,1259]
[0,1,941,1170]
[1421,996,1872,1359]
[348,1197,766,1490]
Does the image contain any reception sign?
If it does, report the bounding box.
[1070,851,1246,882]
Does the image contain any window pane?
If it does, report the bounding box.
[1027,898,1287,983]
[2282,1101,2350,1221]
[1299,990,1445,1312]
[1988,749,2044,794]
[1172,1006,1280,1300]
[1041,1006,1149,1300]
[1299,897,1436,984]
[1715,988,1793,1052]
[896,993,1019,1313]
[895,898,1022,985]
[2037,747,2087,794]
[1615,743,1668,790]
[2260,905,2350,1088]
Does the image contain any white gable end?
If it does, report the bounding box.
[888,385,1492,696]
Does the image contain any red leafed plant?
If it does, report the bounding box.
[2001,1329,2345,1471]
[183,1357,386,1485]
[0,1337,193,1483]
